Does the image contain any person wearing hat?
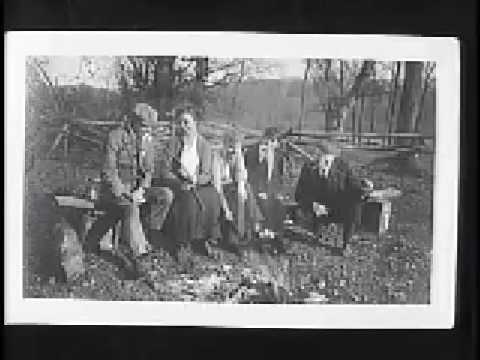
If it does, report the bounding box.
[84,103,173,264]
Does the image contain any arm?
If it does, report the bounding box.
[140,135,154,189]
[103,131,130,198]
[157,142,180,181]
[197,138,213,186]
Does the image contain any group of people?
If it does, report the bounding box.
[81,99,373,276]
[84,101,261,265]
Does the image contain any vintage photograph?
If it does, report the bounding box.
[22,54,436,304]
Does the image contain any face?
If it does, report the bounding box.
[318,154,336,178]
[258,143,268,162]
[177,112,196,137]
[124,113,142,133]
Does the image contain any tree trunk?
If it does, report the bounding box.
[358,95,365,144]
[347,60,375,99]
[336,60,374,138]
[369,65,377,134]
[231,59,245,122]
[369,95,377,133]
[351,97,357,144]
[339,60,344,97]
[325,59,332,81]
[298,59,311,141]
[413,63,433,145]
[396,61,424,145]
[387,61,401,145]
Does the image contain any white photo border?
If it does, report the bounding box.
[5,32,460,328]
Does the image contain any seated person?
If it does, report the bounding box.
[154,105,222,257]
[294,153,368,247]
[84,105,173,261]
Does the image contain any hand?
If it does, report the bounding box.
[180,182,194,191]
[361,178,374,191]
[224,208,233,221]
[312,202,328,217]
[361,179,374,199]
[178,167,188,179]
[178,168,194,182]
[131,187,146,204]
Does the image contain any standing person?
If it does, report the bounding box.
[84,104,173,266]
[157,105,222,258]
[243,127,285,234]
[221,131,264,244]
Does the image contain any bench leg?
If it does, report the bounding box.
[378,201,392,235]
[114,220,121,250]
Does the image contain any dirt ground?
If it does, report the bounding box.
[24,143,433,304]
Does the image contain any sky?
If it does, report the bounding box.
[279,59,306,78]
[39,56,400,89]
[42,57,307,88]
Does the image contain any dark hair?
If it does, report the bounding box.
[173,99,200,122]
[123,110,144,126]
[174,108,196,122]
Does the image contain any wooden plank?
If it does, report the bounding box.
[366,188,402,201]
[70,133,104,146]
[72,119,121,126]
[55,195,94,209]
[284,140,316,161]
[47,124,68,156]
[288,130,433,139]
[82,125,107,138]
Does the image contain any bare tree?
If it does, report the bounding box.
[396,61,424,145]
[413,62,435,138]
[231,59,246,120]
[386,61,401,145]
[298,59,311,139]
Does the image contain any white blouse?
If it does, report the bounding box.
[180,136,199,183]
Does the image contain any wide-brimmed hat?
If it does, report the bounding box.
[133,102,159,127]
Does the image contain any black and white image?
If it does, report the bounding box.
[6,33,459,327]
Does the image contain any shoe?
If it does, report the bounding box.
[102,249,138,280]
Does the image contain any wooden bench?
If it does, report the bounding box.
[54,195,121,251]
[361,188,402,235]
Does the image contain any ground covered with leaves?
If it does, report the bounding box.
[24,147,433,304]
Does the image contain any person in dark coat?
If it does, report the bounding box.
[295,154,366,246]
[243,131,286,234]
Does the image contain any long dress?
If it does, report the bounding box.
[159,135,223,246]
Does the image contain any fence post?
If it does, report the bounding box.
[369,95,377,134]
[351,97,357,144]
[236,140,245,238]
[359,95,365,145]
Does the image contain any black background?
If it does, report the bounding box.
[3,1,477,359]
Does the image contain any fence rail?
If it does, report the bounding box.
[288,130,434,139]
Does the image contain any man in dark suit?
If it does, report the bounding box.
[295,153,370,248]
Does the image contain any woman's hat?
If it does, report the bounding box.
[133,102,158,127]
